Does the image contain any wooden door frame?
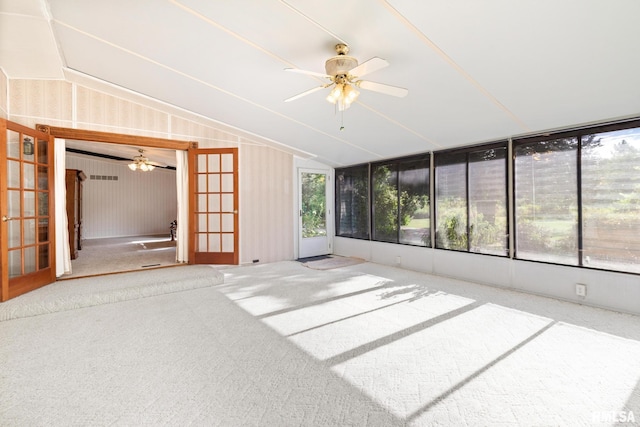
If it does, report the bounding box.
[36,125,196,151]
[35,124,198,266]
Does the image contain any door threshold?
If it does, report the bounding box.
[57,263,187,281]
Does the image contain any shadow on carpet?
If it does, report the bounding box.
[0,265,223,321]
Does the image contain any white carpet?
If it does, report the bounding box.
[0,265,223,321]
[302,255,365,270]
[0,261,638,426]
[64,235,179,279]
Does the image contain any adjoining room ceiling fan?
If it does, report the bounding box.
[127,149,165,172]
[285,43,408,111]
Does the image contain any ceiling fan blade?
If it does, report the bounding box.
[356,80,408,98]
[284,85,327,103]
[285,68,332,79]
[348,57,389,78]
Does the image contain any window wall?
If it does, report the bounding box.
[581,126,640,273]
[371,156,430,246]
[335,165,369,239]
[435,146,508,255]
[514,137,579,264]
[335,118,640,275]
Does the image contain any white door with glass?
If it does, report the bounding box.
[298,169,330,259]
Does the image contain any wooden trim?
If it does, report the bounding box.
[0,119,8,301]
[188,147,196,264]
[35,124,197,151]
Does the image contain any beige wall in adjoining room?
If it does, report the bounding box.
[7,78,295,264]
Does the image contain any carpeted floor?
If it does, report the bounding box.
[63,235,179,279]
[300,255,365,270]
[0,260,638,426]
[0,265,223,321]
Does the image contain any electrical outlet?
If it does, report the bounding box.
[575,283,587,297]
[395,256,401,266]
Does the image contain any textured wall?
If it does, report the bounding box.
[66,154,177,239]
[239,144,294,263]
[9,80,72,128]
[0,69,7,119]
[8,78,295,263]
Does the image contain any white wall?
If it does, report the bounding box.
[334,237,640,316]
[66,154,177,239]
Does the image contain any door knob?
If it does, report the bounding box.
[2,215,14,222]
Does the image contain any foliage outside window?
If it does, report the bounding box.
[301,172,327,238]
[581,126,640,273]
[371,157,430,246]
[514,137,579,264]
[435,147,507,254]
[435,153,467,250]
[469,148,508,255]
[335,119,640,276]
[399,158,430,245]
[335,165,369,239]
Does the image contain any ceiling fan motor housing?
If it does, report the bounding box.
[325,56,358,77]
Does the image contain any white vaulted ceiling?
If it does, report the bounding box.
[1,0,639,166]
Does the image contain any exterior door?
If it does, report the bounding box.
[1,120,56,301]
[189,148,239,264]
[298,169,330,259]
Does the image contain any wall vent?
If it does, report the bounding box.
[90,175,119,181]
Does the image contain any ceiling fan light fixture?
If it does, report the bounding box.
[326,84,344,104]
[343,84,359,103]
[128,149,157,171]
[285,43,407,117]
[326,83,359,111]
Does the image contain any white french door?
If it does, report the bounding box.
[298,169,330,259]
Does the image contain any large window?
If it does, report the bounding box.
[371,156,430,246]
[335,119,640,276]
[335,165,369,239]
[582,126,640,273]
[435,146,507,255]
[469,147,508,255]
[514,137,579,264]
[435,152,467,250]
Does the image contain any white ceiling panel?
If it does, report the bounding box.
[0,0,63,78]
[389,0,640,130]
[2,0,639,166]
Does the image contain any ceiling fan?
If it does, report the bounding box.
[127,149,165,171]
[284,43,408,111]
